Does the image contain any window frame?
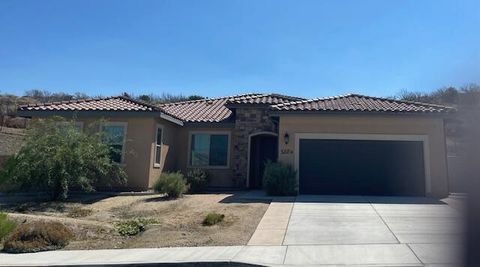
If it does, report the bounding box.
[74,121,84,131]
[187,131,231,169]
[101,122,128,164]
[153,124,164,168]
[55,121,83,131]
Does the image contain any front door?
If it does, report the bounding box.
[249,134,278,189]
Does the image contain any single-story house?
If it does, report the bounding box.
[17,93,454,197]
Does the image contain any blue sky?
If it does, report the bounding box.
[0,0,479,99]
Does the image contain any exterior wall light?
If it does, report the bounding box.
[284,132,290,144]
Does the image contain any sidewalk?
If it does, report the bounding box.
[0,244,432,267]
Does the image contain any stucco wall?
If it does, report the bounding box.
[176,126,236,188]
[59,117,234,189]
[147,118,180,188]
[76,117,157,189]
[49,116,183,190]
[277,115,449,197]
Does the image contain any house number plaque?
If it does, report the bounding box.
[280,148,293,154]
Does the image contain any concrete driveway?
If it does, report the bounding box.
[0,194,465,267]
[248,195,464,266]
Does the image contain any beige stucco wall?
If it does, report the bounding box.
[43,116,234,189]
[147,118,181,188]
[278,114,449,198]
[175,127,236,188]
[68,116,179,190]
[75,117,157,189]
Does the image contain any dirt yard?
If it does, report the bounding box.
[0,193,269,249]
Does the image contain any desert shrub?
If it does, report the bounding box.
[153,172,188,198]
[3,221,73,253]
[136,218,158,225]
[202,212,225,226]
[185,169,210,193]
[115,219,146,236]
[0,212,16,241]
[67,207,93,218]
[263,161,297,196]
[0,117,127,200]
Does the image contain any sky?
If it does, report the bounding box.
[0,0,479,99]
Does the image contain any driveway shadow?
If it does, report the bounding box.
[217,190,446,205]
[218,193,271,204]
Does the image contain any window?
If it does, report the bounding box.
[56,121,83,131]
[154,125,163,166]
[102,123,127,163]
[190,133,229,167]
[74,122,83,131]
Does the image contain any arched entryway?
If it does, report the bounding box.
[247,132,278,189]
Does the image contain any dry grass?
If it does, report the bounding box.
[67,207,93,218]
[0,193,269,250]
[3,221,73,253]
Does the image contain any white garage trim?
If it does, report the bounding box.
[294,133,431,195]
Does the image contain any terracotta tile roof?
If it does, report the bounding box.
[227,93,305,105]
[159,97,232,123]
[159,93,304,123]
[270,94,455,113]
[18,96,160,112]
[18,93,453,124]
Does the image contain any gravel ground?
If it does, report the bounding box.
[1,193,269,250]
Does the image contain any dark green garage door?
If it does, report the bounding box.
[299,139,425,196]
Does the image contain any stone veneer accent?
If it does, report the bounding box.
[232,107,277,187]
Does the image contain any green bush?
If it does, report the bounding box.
[0,212,16,241]
[3,221,73,253]
[115,220,145,236]
[185,169,210,193]
[153,172,188,198]
[202,212,225,226]
[0,117,127,200]
[263,161,297,196]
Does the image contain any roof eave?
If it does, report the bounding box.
[183,121,236,128]
[160,113,184,126]
[17,109,185,126]
[268,110,453,117]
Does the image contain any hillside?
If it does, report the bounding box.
[0,127,25,156]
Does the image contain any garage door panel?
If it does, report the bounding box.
[299,139,425,196]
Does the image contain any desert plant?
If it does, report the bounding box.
[202,212,225,226]
[0,212,16,241]
[0,117,127,200]
[67,207,93,218]
[115,219,146,236]
[185,169,210,193]
[136,218,158,225]
[153,172,188,198]
[263,161,298,196]
[3,221,73,253]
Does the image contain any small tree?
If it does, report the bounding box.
[0,117,127,200]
